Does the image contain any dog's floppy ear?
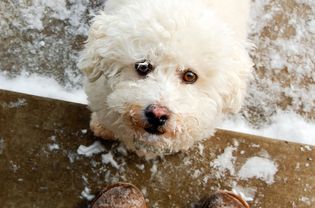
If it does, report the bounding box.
[222,50,252,114]
[222,72,248,113]
[78,12,110,82]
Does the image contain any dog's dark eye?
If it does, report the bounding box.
[183,70,198,84]
[135,60,153,76]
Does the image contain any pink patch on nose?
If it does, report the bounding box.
[151,105,170,118]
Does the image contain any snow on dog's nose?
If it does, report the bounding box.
[144,104,170,134]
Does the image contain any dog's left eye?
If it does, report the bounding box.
[183,70,198,84]
[135,60,153,76]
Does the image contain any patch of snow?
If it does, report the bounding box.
[232,184,257,202]
[117,145,128,156]
[210,146,237,177]
[81,129,88,134]
[299,196,311,206]
[50,136,57,142]
[0,72,87,104]
[67,0,90,35]
[304,145,312,151]
[258,149,271,159]
[10,161,19,173]
[2,98,27,108]
[141,187,148,197]
[238,156,278,185]
[150,161,158,175]
[20,0,70,30]
[67,151,78,163]
[295,162,301,170]
[101,152,120,169]
[203,175,211,184]
[192,169,202,179]
[82,175,88,184]
[247,0,315,120]
[251,144,260,148]
[19,0,90,34]
[1,99,27,109]
[77,141,105,157]
[48,143,60,151]
[80,187,95,201]
[221,112,315,145]
[183,157,192,166]
[136,164,145,171]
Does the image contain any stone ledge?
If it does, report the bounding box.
[0,90,314,207]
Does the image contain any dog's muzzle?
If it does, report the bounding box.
[144,104,170,135]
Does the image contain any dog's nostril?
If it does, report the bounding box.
[159,115,169,124]
[145,111,155,119]
[144,104,170,126]
[145,111,168,126]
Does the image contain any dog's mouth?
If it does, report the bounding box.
[144,125,166,135]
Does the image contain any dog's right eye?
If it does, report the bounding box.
[135,60,153,76]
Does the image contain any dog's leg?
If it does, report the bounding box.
[90,112,116,140]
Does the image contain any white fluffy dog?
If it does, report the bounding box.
[78,0,252,158]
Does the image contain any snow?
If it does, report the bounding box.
[20,0,70,30]
[192,169,202,179]
[1,98,27,108]
[238,156,278,185]
[232,184,257,202]
[48,143,60,151]
[67,152,78,163]
[47,135,60,151]
[101,152,120,169]
[0,72,87,104]
[210,146,279,185]
[10,161,19,173]
[117,145,128,156]
[50,136,57,142]
[299,196,312,206]
[244,0,315,132]
[81,129,88,134]
[150,161,158,175]
[80,187,95,201]
[221,112,315,145]
[303,145,312,152]
[77,141,105,157]
[210,146,237,177]
[136,164,145,171]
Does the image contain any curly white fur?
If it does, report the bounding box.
[78,0,252,158]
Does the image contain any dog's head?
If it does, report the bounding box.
[79,0,252,158]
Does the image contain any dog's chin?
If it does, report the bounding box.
[132,133,174,157]
[126,109,183,157]
[144,125,166,135]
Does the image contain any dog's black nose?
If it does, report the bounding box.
[144,104,170,127]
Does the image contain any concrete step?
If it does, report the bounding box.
[0,90,314,208]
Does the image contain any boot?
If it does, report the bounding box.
[201,190,250,208]
[91,183,147,208]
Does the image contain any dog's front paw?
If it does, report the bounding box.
[90,113,115,140]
